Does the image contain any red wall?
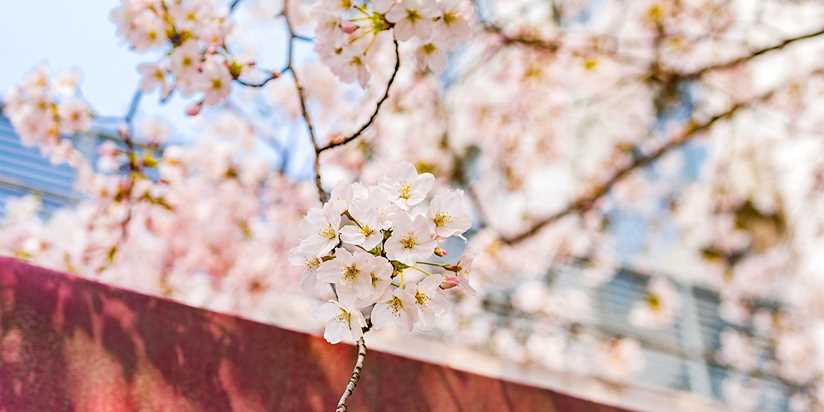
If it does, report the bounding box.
[0,257,629,411]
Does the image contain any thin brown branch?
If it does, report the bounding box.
[483,22,560,52]
[682,26,824,78]
[482,8,824,80]
[235,69,282,87]
[279,0,324,201]
[500,87,785,245]
[318,38,401,154]
[335,336,367,412]
[308,36,401,203]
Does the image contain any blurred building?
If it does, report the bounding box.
[0,111,80,214]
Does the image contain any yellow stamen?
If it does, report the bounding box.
[400,234,416,249]
[320,225,337,240]
[399,183,412,200]
[343,264,360,281]
[415,290,429,306]
[433,212,451,228]
[361,225,374,237]
[389,296,404,313]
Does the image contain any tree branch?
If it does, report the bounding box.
[681,26,824,79]
[335,336,367,412]
[500,86,787,245]
[277,0,324,201]
[482,22,560,52]
[318,38,401,154]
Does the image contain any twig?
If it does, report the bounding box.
[499,85,788,245]
[318,38,401,154]
[335,336,367,412]
[681,26,824,79]
[277,0,324,201]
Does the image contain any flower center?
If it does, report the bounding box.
[433,212,451,227]
[646,293,662,311]
[343,264,360,280]
[399,183,412,200]
[415,290,429,306]
[422,43,437,55]
[400,234,416,249]
[361,224,374,237]
[320,225,337,240]
[389,296,404,313]
[442,12,457,25]
[405,8,422,23]
[336,309,351,323]
[211,78,223,90]
[305,257,321,270]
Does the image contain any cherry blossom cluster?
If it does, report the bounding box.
[111,0,244,107]
[2,66,89,165]
[8,0,824,408]
[313,0,473,86]
[0,116,318,324]
[291,163,472,343]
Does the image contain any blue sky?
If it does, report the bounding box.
[0,1,143,114]
[0,0,316,176]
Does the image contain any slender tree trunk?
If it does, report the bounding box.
[336,337,367,412]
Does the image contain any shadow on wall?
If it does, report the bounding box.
[0,257,628,412]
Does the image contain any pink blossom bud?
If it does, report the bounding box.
[186,100,204,116]
[440,276,460,290]
[340,22,357,34]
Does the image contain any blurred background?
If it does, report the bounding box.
[4,0,824,411]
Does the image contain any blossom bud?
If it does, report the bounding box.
[340,22,357,34]
[434,247,448,257]
[228,60,246,78]
[440,276,460,290]
[444,264,461,272]
[185,100,204,116]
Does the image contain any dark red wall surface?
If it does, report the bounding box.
[0,257,630,411]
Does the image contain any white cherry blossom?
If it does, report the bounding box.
[410,275,448,326]
[415,41,448,73]
[371,285,417,331]
[339,196,384,250]
[170,41,203,95]
[629,277,681,329]
[431,0,472,46]
[381,162,434,210]
[428,188,471,238]
[384,213,436,265]
[200,55,232,105]
[316,300,367,344]
[137,62,169,96]
[385,0,436,41]
[56,98,91,135]
[298,203,342,257]
[316,248,375,305]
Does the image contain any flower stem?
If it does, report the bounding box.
[416,261,449,268]
[336,336,367,412]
